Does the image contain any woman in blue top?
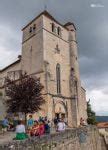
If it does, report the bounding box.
[27,115,34,129]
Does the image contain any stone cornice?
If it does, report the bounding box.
[42,92,76,100]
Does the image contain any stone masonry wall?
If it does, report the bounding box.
[0,126,107,150]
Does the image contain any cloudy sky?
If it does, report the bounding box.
[0,0,108,116]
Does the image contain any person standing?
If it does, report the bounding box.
[44,120,51,134]
[57,119,66,132]
[27,115,34,129]
[53,117,58,130]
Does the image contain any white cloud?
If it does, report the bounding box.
[0,25,21,69]
[90,4,104,8]
[0,46,19,69]
[87,89,108,116]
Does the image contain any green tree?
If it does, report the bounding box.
[87,99,97,125]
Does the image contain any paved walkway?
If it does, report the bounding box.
[0,132,15,144]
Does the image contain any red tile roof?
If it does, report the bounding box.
[97,122,108,128]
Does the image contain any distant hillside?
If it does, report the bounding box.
[96,116,108,122]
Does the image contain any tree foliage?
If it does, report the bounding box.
[5,74,45,115]
[87,99,97,125]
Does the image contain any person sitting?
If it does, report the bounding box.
[38,116,43,122]
[30,121,40,136]
[14,120,28,140]
[9,120,15,131]
[38,121,45,136]
[2,117,9,133]
[80,117,87,126]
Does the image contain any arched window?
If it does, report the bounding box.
[33,24,36,30]
[52,23,55,33]
[57,27,61,36]
[29,27,32,33]
[56,64,61,94]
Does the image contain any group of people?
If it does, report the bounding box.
[1,115,66,140]
[15,115,66,140]
[14,115,51,140]
[27,115,51,136]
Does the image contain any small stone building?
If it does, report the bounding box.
[0,11,87,127]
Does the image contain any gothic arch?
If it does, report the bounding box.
[54,100,67,115]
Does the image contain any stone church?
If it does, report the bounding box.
[0,11,87,127]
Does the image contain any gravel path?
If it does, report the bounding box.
[0,132,15,144]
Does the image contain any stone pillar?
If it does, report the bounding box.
[65,23,81,126]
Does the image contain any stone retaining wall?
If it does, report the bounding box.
[0,126,107,150]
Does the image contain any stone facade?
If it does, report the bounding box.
[0,127,107,150]
[0,10,87,126]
